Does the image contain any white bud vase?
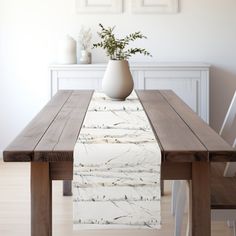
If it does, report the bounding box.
[79,50,92,64]
[102,60,134,100]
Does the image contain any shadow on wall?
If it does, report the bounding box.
[210,66,236,131]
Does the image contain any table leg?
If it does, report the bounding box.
[63,180,72,196]
[31,162,52,236]
[161,179,164,196]
[191,162,210,236]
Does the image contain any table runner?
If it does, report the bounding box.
[73,92,161,230]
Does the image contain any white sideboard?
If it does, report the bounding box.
[49,62,210,123]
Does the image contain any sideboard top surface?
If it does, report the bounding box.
[49,62,211,71]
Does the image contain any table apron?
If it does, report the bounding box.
[50,162,73,180]
[49,161,194,181]
[161,162,192,180]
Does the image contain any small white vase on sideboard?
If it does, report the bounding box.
[102,60,134,100]
[79,50,92,64]
[57,35,77,64]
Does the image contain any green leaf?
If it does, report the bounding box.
[92,24,152,60]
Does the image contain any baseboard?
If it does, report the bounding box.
[0,150,3,160]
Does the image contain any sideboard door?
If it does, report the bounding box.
[139,70,209,123]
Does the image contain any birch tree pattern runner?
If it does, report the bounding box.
[73,92,161,230]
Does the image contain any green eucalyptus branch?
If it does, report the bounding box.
[93,24,152,60]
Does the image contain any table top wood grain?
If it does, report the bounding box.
[3,90,235,163]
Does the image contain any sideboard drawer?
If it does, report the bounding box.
[57,70,105,78]
[144,70,201,78]
[58,77,102,90]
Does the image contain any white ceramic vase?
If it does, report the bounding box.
[57,35,77,64]
[102,60,134,100]
[79,50,92,64]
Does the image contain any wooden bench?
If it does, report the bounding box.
[3,90,236,236]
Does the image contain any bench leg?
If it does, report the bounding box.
[31,162,52,236]
[191,162,210,236]
[63,180,72,196]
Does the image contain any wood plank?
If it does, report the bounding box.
[34,91,93,161]
[136,90,207,162]
[191,162,211,236]
[50,162,73,180]
[159,90,235,162]
[31,162,52,236]
[3,91,73,162]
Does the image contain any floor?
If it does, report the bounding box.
[0,160,234,236]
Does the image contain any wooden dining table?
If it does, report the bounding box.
[3,90,236,236]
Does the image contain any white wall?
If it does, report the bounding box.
[0,0,236,153]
